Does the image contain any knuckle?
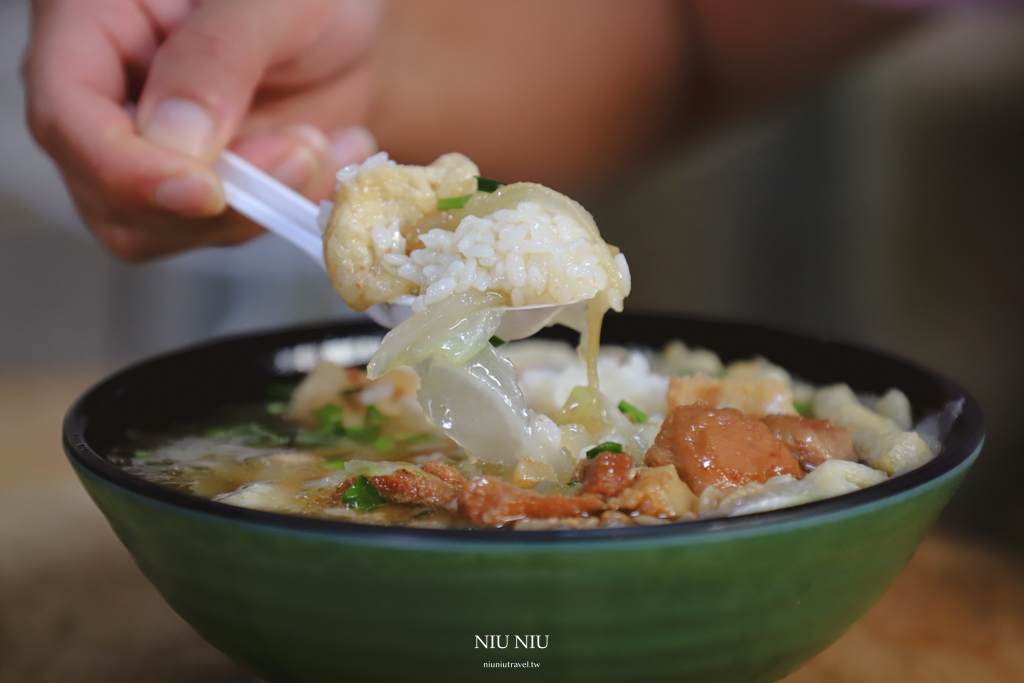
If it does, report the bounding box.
[169,21,248,75]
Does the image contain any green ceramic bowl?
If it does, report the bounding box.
[63,315,983,683]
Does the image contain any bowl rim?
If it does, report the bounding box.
[63,313,985,544]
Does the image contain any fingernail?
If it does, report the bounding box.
[154,172,225,216]
[329,126,377,167]
[269,146,319,188]
[141,98,216,158]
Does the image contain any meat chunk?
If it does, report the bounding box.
[421,460,466,487]
[574,451,635,498]
[646,403,803,494]
[667,373,796,419]
[367,469,457,507]
[762,414,854,470]
[609,465,698,519]
[458,476,605,527]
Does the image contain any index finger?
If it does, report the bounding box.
[23,1,224,216]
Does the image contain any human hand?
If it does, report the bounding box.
[23,0,381,261]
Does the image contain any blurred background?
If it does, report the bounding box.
[1,3,1022,544]
[1,2,1022,679]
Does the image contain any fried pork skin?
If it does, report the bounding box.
[366,469,457,507]
[608,465,698,519]
[458,476,604,527]
[667,373,796,419]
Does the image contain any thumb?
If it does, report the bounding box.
[135,0,328,162]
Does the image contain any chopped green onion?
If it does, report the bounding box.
[489,335,507,348]
[322,459,346,470]
[365,405,384,427]
[265,401,289,415]
[586,442,623,459]
[205,423,289,446]
[312,404,345,430]
[475,176,507,193]
[617,400,648,423]
[134,450,149,459]
[347,405,385,444]
[372,437,396,453]
[342,475,387,511]
[394,432,434,445]
[794,399,814,417]
[566,480,580,487]
[437,194,473,211]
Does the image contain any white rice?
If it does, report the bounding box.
[507,341,669,418]
[376,202,629,313]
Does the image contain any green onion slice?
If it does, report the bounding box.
[204,423,289,446]
[586,442,623,459]
[617,399,648,423]
[265,401,289,415]
[134,450,149,459]
[312,404,345,430]
[475,176,507,193]
[372,437,396,453]
[394,432,434,445]
[322,459,346,470]
[489,335,507,348]
[437,194,473,211]
[794,399,814,417]
[347,404,385,444]
[341,475,387,511]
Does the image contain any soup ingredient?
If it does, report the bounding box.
[340,476,387,511]
[608,465,698,519]
[322,153,480,312]
[872,388,913,431]
[458,476,605,527]
[646,403,803,494]
[762,414,855,470]
[667,373,797,420]
[586,441,623,459]
[575,451,634,498]
[618,399,648,423]
[363,468,457,507]
[814,384,932,474]
[700,459,888,518]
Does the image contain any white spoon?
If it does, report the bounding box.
[213,150,580,337]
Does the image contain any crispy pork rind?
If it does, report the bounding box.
[323,153,479,311]
[814,384,933,475]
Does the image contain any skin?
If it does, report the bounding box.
[22,0,919,262]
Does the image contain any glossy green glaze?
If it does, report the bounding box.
[71,447,978,683]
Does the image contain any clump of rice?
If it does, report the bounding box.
[375,202,630,313]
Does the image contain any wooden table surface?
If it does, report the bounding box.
[2,371,1022,683]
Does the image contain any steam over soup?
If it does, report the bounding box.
[119,154,941,529]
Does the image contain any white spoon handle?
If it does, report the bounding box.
[213,150,326,267]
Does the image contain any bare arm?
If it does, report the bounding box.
[367,0,918,193]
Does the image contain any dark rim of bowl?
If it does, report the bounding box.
[63,313,984,544]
